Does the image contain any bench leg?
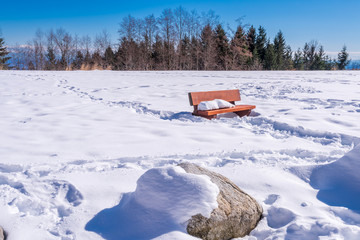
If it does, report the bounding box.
[235,110,251,117]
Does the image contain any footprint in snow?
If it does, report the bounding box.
[267,206,296,228]
[51,181,83,207]
[264,194,280,205]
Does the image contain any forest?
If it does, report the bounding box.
[0,7,353,71]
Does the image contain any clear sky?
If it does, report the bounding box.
[1,0,360,59]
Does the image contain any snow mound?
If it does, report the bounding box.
[310,144,360,211]
[86,166,219,239]
[134,166,219,223]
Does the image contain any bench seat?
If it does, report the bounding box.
[195,105,256,116]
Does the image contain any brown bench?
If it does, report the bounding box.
[188,89,256,119]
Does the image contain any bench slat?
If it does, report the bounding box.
[195,105,255,116]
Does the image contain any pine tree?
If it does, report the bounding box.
[214,24,230,70]
[247,26,256,54]
[190,36,200,70]
[255,26,267,63]
[104,46,114,69]
[264,42,276,70]
[337,45,350,70]
[72,50,84,70]
[0,36,11,69]
[179,35,191,70]
[273,31,286,70]
[92,51,103,69]
[230,25,251,70]
[45,46,56,70]
[283,45,293,70]
[313,45,326,70]
[151,34,165,70]
[200,24,215,70]
[293,48,304,70]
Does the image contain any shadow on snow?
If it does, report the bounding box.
[85,193,183,240]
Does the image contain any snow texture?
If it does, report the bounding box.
[1,70,360,239]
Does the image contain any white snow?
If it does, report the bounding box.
[134,166,219,222]
[0,70,360,239]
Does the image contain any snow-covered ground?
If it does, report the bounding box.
[0,70,360,240]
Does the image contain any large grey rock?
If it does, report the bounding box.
[0,226,4,240]
[179,163,262,240]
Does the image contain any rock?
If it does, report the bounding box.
[0,226,5,240]
[178,163,263,240]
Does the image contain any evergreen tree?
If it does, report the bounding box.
[92,51,103,68]
[303,42,317,70]
[264,42,276,70]
[214,24,230,70]
[324,56,336,70]
[283,45,293,70]
[72,50,84,70]
[151,34,165,70]
[190,36,200,70]
[0,35,11,69]
[337,45,350,70]
[200,24,215,70]
[273,31,286,70]
[84,50,92,67]
[104,46,114,69]
[230,25,251,70]
[293,48,304,70]
[179,35,191,70]
[313,45,326,70]
[255,26,267,63]
[45,46,56,70]
[247,26,256,54]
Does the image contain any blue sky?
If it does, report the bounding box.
[1,0,360,59]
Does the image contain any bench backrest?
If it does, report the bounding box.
[188,89,241,106]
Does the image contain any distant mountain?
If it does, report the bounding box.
[347,60,360,70]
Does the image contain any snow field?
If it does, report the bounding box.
[0,70,360,239]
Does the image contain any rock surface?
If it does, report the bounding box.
[0,226,5,240]
[179,163,263,240]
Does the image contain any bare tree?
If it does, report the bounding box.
[200,24,216,70]
[158,8,176,69]
[32,29,46,70]
[201,10,220,30]
[94,30,111,55]
[187,10,201,39]
[144,14,158,50]
[52,28,74,69]
[174,6,189,68]
[119,15,138,41]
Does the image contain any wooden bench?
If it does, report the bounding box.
[188,89,256,119]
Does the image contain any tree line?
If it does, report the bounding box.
[0,7,351,71]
